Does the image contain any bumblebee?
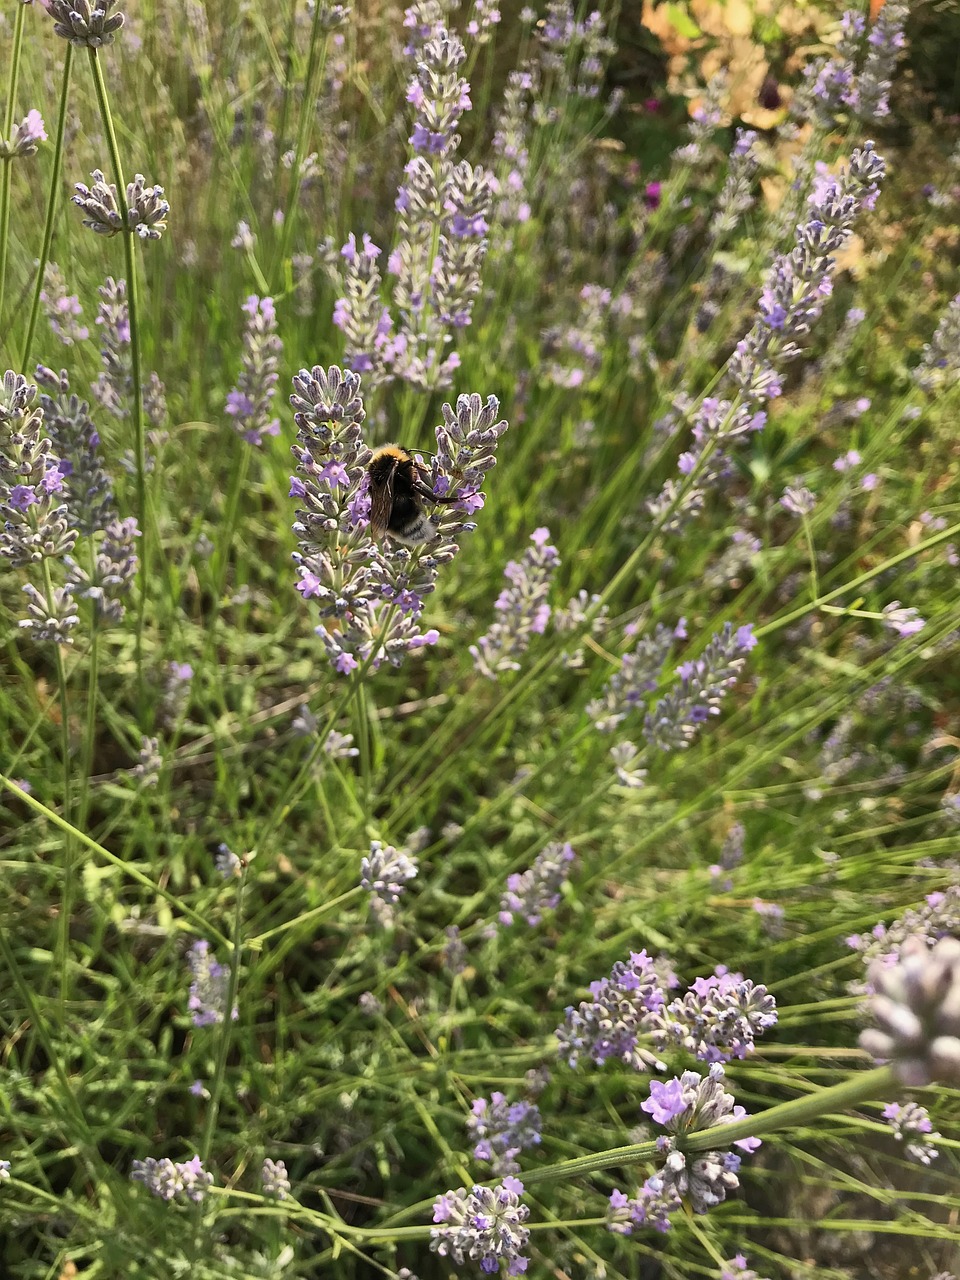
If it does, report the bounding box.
[367,444,461,546]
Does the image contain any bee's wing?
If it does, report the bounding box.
[369,462,396,538]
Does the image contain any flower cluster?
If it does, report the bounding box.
[914,292,960,394]
[470,529,560,678]
[130,1155,212,1203]
[261,1157,292,1199]
[499,842,575,927]
[186,940,237,1028]
[882,1101,940,1166]
[466,0,500,43]
[467,1094,542,1175]
[847,890,960,979]
[653,968,778,1063]
[226,296,282,446]
[541,284,614,389]
[606,1176,679,1235]
[588,619,687,734]
[290,365,506,673]
[650,144,885,530]
[721,1256,772,1280]
[73,170,169,240]
[860,936,960,1085]
[643,623,757,752]
[65,516,140,623]
[361,840,419,910]
[639,1065,761,1214]
[536,1,615,100]
[431,1177,530,1276]
[491,66,537,228]
[0,109,47,160]
[708,129,759,244]
[47,0,125,47]
[882,601,925,638]
[40,264,89,346]
[558,952,777,1074]
[557,949,677,1072]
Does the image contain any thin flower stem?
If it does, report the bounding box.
[0,773,231,948]
[200,871,247,1165]
[0,0,26,333]
[86,47,147,700]
[20,44,74,370]
[275,3,329,273]
[40,557,75,1015]
[77,550,100,834]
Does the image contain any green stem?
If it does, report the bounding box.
[20,44,74,370]
[275,1,328,273]
[40,558,75,1014]
[0,0,26,334]
[87,47,147,702]
[200,871,247,1165]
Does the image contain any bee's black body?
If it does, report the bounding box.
[367,444,458,545]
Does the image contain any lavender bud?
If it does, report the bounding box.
[882,601,925,638]
[65,516,140,622]
[557,949,676,1072]
[47,0,125,47]
[261,1157,291,1199]
[72,170,169,240]
[226,296,282,447]
[651,969,778,1063]
[468,1094,541,1175]
[0,109,47,160]
[588,619,687,733]
[882,1100,940,1165]
[131,1155,212,1203]
[431,1177,530,1276]
[643,623,757,752]
[499,842,575,927]
[132,735,161,788]
[19,583,79,644]
[36,364,115,535]
[187,940,238,1028]
[860,936,960,1085]
[39,264,89,345]
[607,1177,679,1235]
[0,371,78,567]
[781,484,816,516]
[470,528,560,678]
[721,1256,772,1280]
[361,840,418,908]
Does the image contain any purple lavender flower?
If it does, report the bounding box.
[781,485,816,516]
[882,601,925,638]
[857,3,909,123]
[499,842,575,926]
[721,1257,771,1280]
[131,1155,213,1203]
[470,529,560,678]
[39,265,90,345]
[187,939,237,1028]
[491,66,538,228]
[709,128,759,243]
[882,1101,940,1165]
[465,0,500,42]
[536,1,615,99]
[643,623,757,752]
[73,170,169,240]
[261,1157,292,1199]
[361,840,419,909]
[0,372,78,570]
[651,968,778,1063]
[333,233,396,384]
[914,292,960,394]
[46,0,125,46]
[0,109,47,159]
[65,516,139,622]
[226,296,282,446]
[35,365,115,536]
[215,844,243,879]
[431,1177,530,1275]
[606,1177,679,1235]
[651,144,885,530]
[588,619,687,733]
[557,950,678,1072]
[641,1065,761,1213]
[290,366,506,673]
[468,1094,541,1174]
[860,935,960,1085]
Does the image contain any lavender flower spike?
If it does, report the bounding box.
[468,1094,541,1175]
[290,366,506,672]
[131,1155,213,1203]
[643,623,756,752]
[431,1177,530,1275]
[499,842,575,926]
[470,528,560,678]
[0,110,47,160]
[860,935,960,1085]
[47,0,125,47]
[73,170,169,240]
[187,940,238,1028]
[226,296,282,446]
